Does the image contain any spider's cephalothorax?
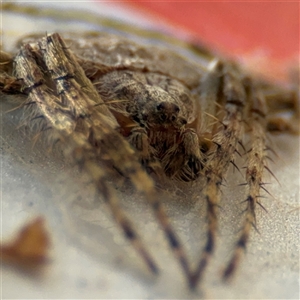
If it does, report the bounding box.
[93,69,203,181]
[0,31,298,289]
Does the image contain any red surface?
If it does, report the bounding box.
[123,1,299,80]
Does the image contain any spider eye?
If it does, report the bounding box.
[159,114,167,121]
[181,118,187,125]
[121,86,129,96]
[157,103,166,111]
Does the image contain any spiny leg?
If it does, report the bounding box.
[14,33,194,282]
[223,78,268,280]
[127,126,164,176]
[13,37,158,274]
[190,61,246,288]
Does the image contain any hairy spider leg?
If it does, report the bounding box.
[223,78,268,279]
[222,77,300,279]
[13,35,159,274]
[190,61,246,288]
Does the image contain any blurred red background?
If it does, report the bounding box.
[122,1,299,82]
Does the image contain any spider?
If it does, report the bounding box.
[0,26,298,290]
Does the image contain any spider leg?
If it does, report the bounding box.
[222,77,300,279]
[190,61,246,288]
[162,128,203,181]
[128,126,163,176]
[223,78,268,280]
[13,33,194,282]
[13,35,159,274]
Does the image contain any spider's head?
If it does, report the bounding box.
[141,87,187,129]
[155,101,187,126]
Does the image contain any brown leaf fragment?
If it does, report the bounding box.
[1,217,50,272]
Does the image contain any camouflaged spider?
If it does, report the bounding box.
[0,29,298,289]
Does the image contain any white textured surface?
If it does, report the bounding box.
[1,2,299,299]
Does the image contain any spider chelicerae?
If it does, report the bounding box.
[1,23,298,289]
